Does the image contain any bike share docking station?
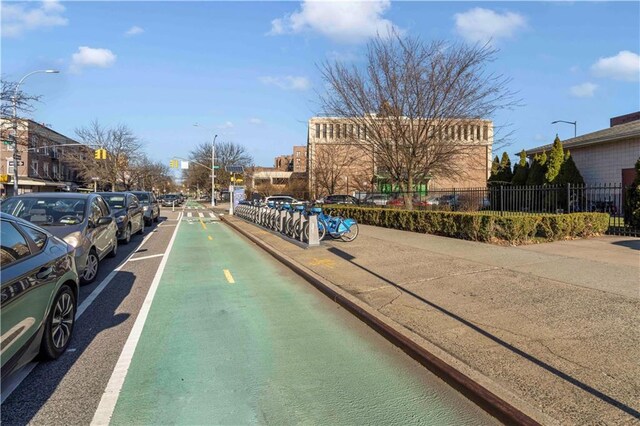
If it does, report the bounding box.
[234,203,321,248]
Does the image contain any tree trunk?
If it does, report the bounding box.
[405,175,414,210]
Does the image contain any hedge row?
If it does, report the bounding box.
[323,206,609,244]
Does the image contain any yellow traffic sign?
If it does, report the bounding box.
[0,174,9,183]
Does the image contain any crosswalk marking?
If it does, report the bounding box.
[198,212,204,218]
[209,213,215,218]
[187,212,192,218]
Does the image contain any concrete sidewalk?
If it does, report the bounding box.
[224,216,639,425]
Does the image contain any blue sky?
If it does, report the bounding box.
[2,1,639,172]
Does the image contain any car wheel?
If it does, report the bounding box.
[40,284,76,360]
[153,213,159,223]
[81,249,99,284]
[137,217,145,235]
[107,239,118,258]
[122,224,131,245]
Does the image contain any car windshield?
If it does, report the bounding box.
[0,197,86,226]
[102,195,127,209]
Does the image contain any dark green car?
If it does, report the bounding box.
[1,212,80,382]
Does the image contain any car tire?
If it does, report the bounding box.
[153,213,159,223]
[40,284,76,360]
[107,239,118,258]
[122,224,131,245]
[137,217,144,235]
[80,249,100,285]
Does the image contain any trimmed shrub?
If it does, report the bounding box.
[324,206,609,245]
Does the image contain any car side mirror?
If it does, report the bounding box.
[97,216,113,226]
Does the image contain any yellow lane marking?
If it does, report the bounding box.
[223,269,235,284]
[199,218,207,230]
[208,235,213,240]
[308,258,336,268]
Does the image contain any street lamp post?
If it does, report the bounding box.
[551,120,577,138]
[11,70,59,195]
[194,124,217,207]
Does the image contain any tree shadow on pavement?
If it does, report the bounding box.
[611,239,640,251]
[326,246,640,420]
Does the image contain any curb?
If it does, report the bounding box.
[222,216,552,425]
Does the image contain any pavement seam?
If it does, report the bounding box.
[221,215,549,426]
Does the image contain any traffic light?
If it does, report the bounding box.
[169,159,179,168]
[94,148,107,160]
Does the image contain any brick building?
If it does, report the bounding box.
[307,116,493,198]
[525,112,640,186]
[274,155,292,171]
[0,119,88,196]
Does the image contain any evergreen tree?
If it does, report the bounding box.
[488,155,500,182]
[511,149,529,185]
[624,157,640,228]
[497,152,513,183]
[526,151,547,186]
[545,135,564,184]
[556,150,584,185]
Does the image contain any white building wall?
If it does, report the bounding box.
[570,138,640,184]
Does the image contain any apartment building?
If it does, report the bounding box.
[0,119,87,196]
[307,116,493,198]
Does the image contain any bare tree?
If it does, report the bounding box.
[66,120,144,190]
[320,32,517,208]
[187,140,253,190]
[1,77,43,118]
[312,144,360,197]
[128,156,172,191]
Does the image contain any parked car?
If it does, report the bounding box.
[263,195,298,206]
[1,213,80,381]
[364,194,390,206]
[0,193,117,284]
[321,194,360,205]
[97,192,145,244]
[129,191,160,225]
[161,194,180,207]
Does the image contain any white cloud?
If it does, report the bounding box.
[249,118,263,125]
[70,46,117,73]
[591,51,640,82]
[268,0,399,43]
[454,8,526,44]
[260,76,310,91]
[218,121,234,129]
[125,26,144,36]
[570,82,598,98]
[1,0,68,38]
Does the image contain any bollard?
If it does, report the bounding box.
[279,210,287,233]
[298,213,305,242]
[292,211,300,238]
[307,215,320,246]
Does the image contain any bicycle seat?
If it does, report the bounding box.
[295,205,305,211]
[311,207,322,214]
[283,203,291,209]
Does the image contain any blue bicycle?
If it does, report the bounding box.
[304,206,359,242]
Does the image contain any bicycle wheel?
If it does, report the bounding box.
[340,223,359,242]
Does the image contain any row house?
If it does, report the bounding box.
[0,118,88,196]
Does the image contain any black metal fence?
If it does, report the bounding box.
[354,183,638,236]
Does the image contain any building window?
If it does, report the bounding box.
[43,162,49,177]
[349,124,354,137]
[343,124,347,138]
[29,135,37,149]
[483,126,488,140]
[7,160,14,174]
[363,126,367,140]
[296,151,300,157]
[31,160,38,175]
[315,123,320,138]
[53,164,58,178]
[336,124,341,139]
[329,124,334,139]
[322,124,327,138]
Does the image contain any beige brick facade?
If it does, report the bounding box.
[307,117,493,198]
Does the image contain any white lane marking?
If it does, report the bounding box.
[209,213,215,218]
[187,212,192,218]
[91,209,183,425]
[198,212,204,218]
[128,253,165,262]
[0,212,183,405]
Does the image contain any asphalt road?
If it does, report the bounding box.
[1,201,496,425]
[1,207,182,425]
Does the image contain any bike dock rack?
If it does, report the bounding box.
[234,205,321,248]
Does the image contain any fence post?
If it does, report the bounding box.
[500,185,504,216]
[566,183,571,213]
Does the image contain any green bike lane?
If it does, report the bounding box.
[105,209,496,425]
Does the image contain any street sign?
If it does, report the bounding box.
[91,177,100,181]
[8,161,24,166]
[13,153,21,160]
